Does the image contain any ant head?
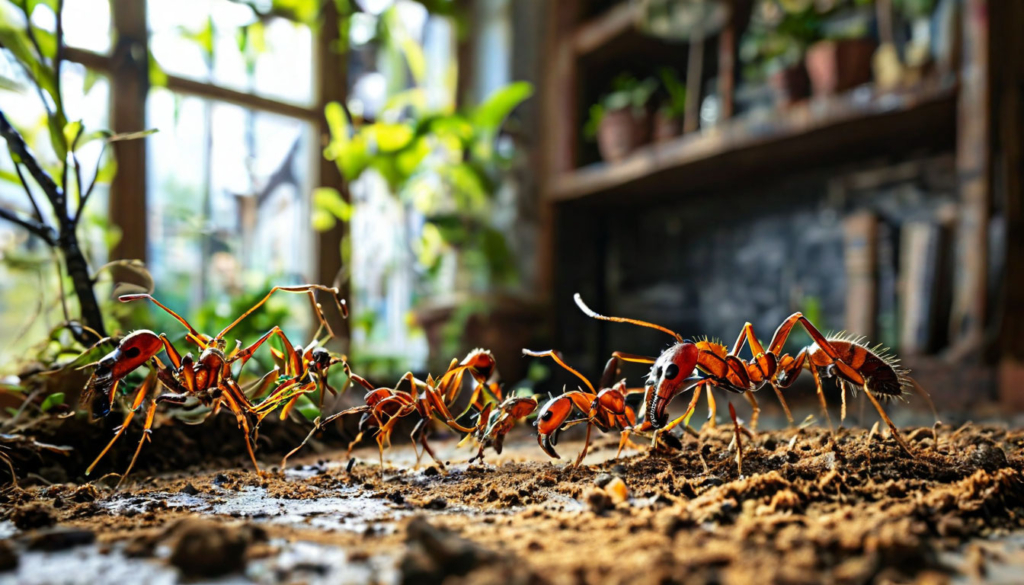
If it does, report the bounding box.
[503,396,538,420]
[108,331,163,379]
[310,347,333,371]
[461,348,496,381]
[535,394,574,459]
[647,342,699,428]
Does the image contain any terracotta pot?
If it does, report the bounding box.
[596,107,650,163]
[805,39,877,97]
[414,293,543,384]
[769,63,811,107]
[652,109,682,143]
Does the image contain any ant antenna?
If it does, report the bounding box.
[573,293,684,343]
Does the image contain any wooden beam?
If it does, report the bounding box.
[108,0,148,263]
[948,0,991,356]
[537,0,580,301]
[314,2,349,352]
[572,1,635,56]
[65,47,319,121]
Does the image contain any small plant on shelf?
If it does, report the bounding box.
[652,68,687,142]
[583,73,658,163]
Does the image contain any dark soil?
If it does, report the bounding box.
[1,422,1023,584]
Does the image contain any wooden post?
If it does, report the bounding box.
[537,0,580,299]
[108,0,148,262]
[315,2,350,351]
[948,0,990,357]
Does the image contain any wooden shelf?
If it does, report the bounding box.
[546,81,959,205]
[573,2,637,56]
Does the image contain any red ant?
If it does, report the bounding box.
[81,285,346,483]
[461,395,538,463]
[283,350,499,472]
[525,349,645,467]
[573,294,922,455]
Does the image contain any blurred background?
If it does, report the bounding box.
[0,0,1021,424]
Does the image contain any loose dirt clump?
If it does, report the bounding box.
[1,423,1022,584]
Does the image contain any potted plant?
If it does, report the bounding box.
[739,0,819,106]
[318,82,539,380]
[583,74,658,163]
[652,68,686,142]
[804,0,878,97]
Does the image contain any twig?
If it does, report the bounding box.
[0,110,64,214]
[75,142,106,225]
[0,207,56,244]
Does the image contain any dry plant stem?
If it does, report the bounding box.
[729,402,743,476]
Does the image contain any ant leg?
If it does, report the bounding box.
[655,381,708,437]
[412,418,446,469]
[743,391,760,432]
[770,313,865,384]
[728,402,743,476]
[810,368,834,432]
[231,326,299,375]
[705,386,717,429]
[611,351,657,365]
[116,399,159,488]
[119,295,210,348]
[840,381,849,425]
[87,371,155,476]
[523,349,597,394]
[908,377,940,424]
[573,423,593,468]
[771,383,795,425]
[216,284,346,341]
[863,384,913,455]
[220,384,261,473]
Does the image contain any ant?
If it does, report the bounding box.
[461,395,539,463]
[573,293,920,455]
[283,350,499,472]
[525,349,645,467]
[81,285,346,483]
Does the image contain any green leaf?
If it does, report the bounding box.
[0,169,20,184]
[471,81,533,134]
[40,392,65,412]
[31,26,56,59]
[83,68,101,94]
[148,54,167,87]
[63,119,82,150]
[399,36,426,86]
[48,113,67,161]
[94,150,117,184]
[366,122,413,153]
[294,394,319,421]
[312,187,352,221]
[311,207,335,232]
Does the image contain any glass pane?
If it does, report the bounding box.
[62,0,112,54]
[148,0,314,106]
[146,88,316,324]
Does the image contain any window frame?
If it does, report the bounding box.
[63,0,349,345]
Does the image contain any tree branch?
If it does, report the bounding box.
[0,109,65,222]
[0,206,57,244]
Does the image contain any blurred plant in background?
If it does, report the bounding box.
[0,0,156,349]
